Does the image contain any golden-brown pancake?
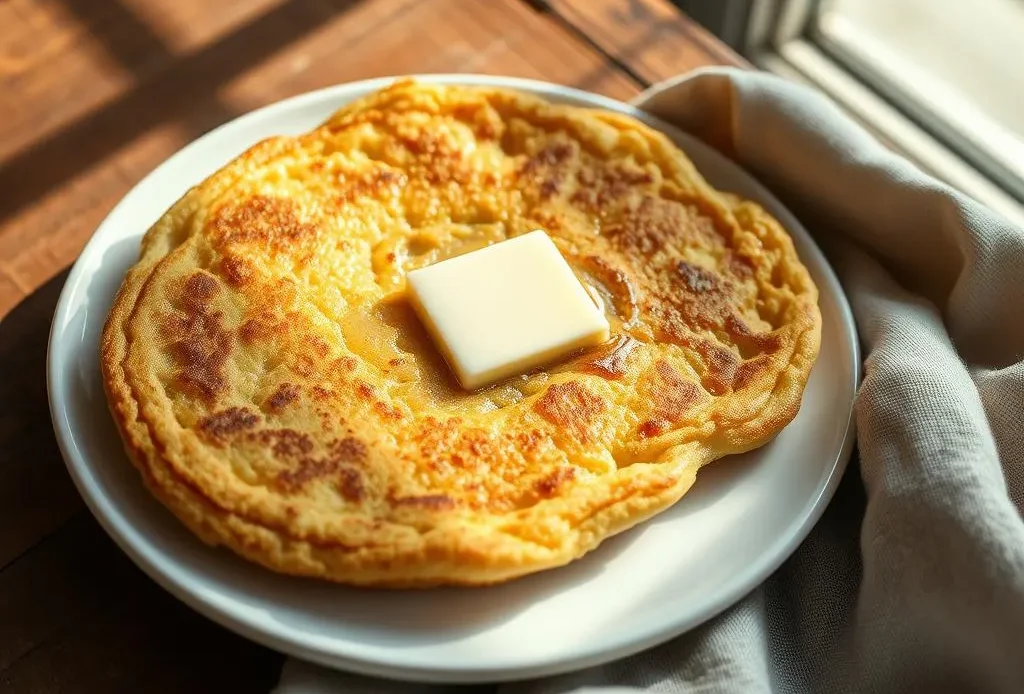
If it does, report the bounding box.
[101,80,821,586]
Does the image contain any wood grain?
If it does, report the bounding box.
[543,0,748,82]
[0,0,740,690]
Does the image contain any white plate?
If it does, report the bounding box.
[48,75,859,683]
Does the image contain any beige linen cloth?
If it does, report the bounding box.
[274,68,1024,693]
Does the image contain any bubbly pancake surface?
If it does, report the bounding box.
[101,81,821,586]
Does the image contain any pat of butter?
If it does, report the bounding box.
[406,230,610,390]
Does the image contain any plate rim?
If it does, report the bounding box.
[47,73,860,683]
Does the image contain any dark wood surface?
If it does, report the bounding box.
[0,1,742,690]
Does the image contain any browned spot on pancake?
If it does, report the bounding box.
[293,353,318,378]
[374,401,403,421]
[303,335,330,359]
[579,335,640,379]
[534,382,606,442]
[651,360,705,422]
[332,436,367,463]
[274,435,366,494]
[676,261,716,293]
[515,430,546,458]
[476,121,498,141]
[725,314,755,338]
[173,318,232,399]
[393,494,456,510]
[392,128,475,187]
[571,163,654,210]
[411,418,549,495]
[266,382,300,412]
[414,418,462,464]
[337,467,364,502]
[182,272,218,311]
[605,196,719,257]
[652,264,738,336]
[219,255,253,287]
[519,140,577,199]
[521,141,575,175]
[399,128,454,157]
[691,341,739,396]
[534,467,576,498]
[198,407,260,443]
[336,356,358,372]
[273,430,313,457]
[599,196,743,340]
[209,195,316,252]
[335,169,407,204]
[249,428,314,458]
[239,315,273,344]
[529,210,563,232]
[310,386,333,401]
[639,418,671,439]
[726,251,755,280]
[423,157,474,186]
[356,380,401,420]
[276,431,311,458]
[165,275,233,401]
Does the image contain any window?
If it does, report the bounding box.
[690,0,1024,221]
[812,0,1024,201]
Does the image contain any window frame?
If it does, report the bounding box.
[806,0,1024,203]
[729,0,1024,223]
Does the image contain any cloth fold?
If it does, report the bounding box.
[274,68,1024,694]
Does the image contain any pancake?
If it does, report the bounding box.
[100,80,821,586]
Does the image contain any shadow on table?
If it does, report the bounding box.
[0,0,369,227]
[0,268,82,570]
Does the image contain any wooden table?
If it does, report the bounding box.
[0,1,742,690]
